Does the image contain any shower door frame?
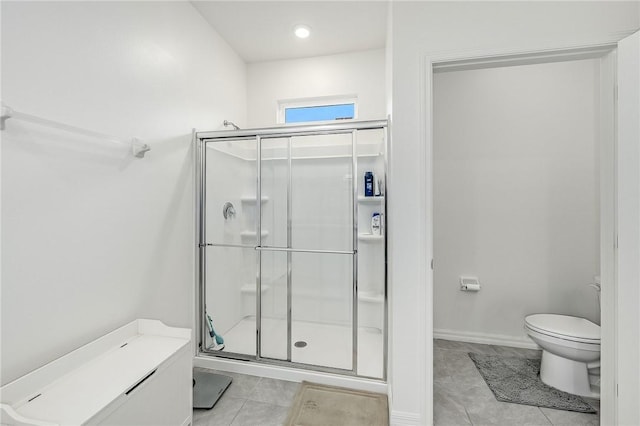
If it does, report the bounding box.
[195,119,388,380]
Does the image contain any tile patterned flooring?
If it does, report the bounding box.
[192,368,300,426]
[434,339,600,426]
[194,339,600,426]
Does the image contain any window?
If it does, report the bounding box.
[278,96,358,124]
[285,103,355,123]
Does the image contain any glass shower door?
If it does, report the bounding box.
[259,133,355,371]
[258,137,289,361]
[202,138,258,357]
[199,121,387,379]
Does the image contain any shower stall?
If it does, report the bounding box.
[195,120,387,380]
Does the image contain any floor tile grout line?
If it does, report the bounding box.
[538,406,554,425]
[228,398,249,426]
[243,376,262,404]
[463,405,474,425]
[246,375,262,399]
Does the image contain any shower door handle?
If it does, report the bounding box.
[200,243,255,249]
[254,246,355,255]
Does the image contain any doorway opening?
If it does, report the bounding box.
[430,46,617,424]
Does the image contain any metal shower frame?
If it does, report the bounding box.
[194,119,388,380]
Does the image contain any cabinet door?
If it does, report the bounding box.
[95,348,192,426]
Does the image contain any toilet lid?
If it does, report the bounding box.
[525,314,600,342]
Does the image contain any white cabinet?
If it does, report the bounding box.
[1,320,192,426]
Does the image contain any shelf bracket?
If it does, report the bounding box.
[132,138,151,158]
[0,104,13,131]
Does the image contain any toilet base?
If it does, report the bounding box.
[540,351,599,398]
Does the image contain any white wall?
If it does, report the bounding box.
[433,59,600,344]
[247,49,386,127]
[389,2,639,424]
[1,1,246,385]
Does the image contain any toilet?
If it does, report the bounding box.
[524,313,600,398]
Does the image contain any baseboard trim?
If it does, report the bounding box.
[434,329,539,350]
[390,410,422,425]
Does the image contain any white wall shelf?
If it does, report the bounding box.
[358,292,384,304]
[240,196,269,204]
[357,196,385,203]
[240,230,269,239]
[240,283,271,294]
[358,233,384,242]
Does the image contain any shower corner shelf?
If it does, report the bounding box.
[358,292,384,304]
[240,230,269,239]
[240,196,269,204]
[357,196,385,203]
[358,233,384,242]
[240,283,270,294]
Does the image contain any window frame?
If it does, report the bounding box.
[277,95,358,124]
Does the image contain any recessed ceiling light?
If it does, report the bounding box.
[294,25,311,39]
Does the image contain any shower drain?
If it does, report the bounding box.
[294,341,307,348]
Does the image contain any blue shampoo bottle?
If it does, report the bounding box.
[364,172,374,197]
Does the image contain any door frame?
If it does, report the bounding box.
[421,35,637,425]
[614,30,640,425]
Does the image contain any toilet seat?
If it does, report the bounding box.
[525,314,600,344]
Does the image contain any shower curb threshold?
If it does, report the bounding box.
[193,355,387,394]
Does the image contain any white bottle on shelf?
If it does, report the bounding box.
[374,178,381,196]
[371,213,381,236]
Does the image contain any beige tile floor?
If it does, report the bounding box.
[194,340,600,426]
[434,339,600,426]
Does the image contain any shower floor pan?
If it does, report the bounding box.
[214,317,383,379]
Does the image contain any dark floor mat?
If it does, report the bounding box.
[193,370,232,409]
[468,352,596,413]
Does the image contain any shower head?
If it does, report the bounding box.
[223,120,240,130]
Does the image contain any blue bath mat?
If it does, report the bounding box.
[468,352,597,413]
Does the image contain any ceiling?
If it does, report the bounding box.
[191,1,388,63]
